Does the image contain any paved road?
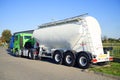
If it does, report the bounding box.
[0,47,117,80]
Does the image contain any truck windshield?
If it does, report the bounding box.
[24,36,31,39]
[15,36,18,41]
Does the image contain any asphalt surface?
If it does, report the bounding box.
[0,47,118,80]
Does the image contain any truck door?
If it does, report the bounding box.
[20,36,23,49]
[14,35,19,51]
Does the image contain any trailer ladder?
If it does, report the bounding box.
[80,19,94,53]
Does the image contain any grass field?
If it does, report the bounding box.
[89,43,120,76]
[90,62,120,76]
[103,43,120,58]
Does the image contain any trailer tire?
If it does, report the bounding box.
[53,50,63,64]
[64,51,75,66]
[77,53,90,69]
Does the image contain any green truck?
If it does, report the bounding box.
[8,29,39,59]
[9,30,39,59]
[13,33,34,56]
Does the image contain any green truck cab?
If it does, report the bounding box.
[13,33,34,56]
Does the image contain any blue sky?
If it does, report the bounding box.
[0,0,120,38]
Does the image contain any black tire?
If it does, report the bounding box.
[64,51,75,66]
[21,50,24,57]
[53,51,63,64]
[77,53,90,69]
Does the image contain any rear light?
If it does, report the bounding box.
[92,58,97,63]
[109,57,113,61]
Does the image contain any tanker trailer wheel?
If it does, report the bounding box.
[77,53,90,69]
[64,51,75,66]
[53,51,63,64]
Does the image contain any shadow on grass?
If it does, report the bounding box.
[113,58,120,63]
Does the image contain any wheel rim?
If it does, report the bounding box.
[66,55,72,64]
[79,56,87,66]
[15,51,18,56]
[55,54,61,62]
[15,50,21,56]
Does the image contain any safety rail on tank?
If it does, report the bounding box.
[38,13,88,28]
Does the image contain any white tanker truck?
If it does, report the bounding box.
[32,14,113,69]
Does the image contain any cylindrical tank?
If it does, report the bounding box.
[33,16,103,54]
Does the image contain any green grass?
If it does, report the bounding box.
[112,46,120,58]
[89,62,120,76]
[89,43,120,76]
[103,43,120,47]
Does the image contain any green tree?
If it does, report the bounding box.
[102,36,108,43]
[1,29,12,43]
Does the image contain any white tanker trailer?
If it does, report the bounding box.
[33,14,113,69]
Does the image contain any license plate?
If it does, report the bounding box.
[98,54,107,58]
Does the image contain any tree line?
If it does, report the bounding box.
[0,29,12,46]
[102,36,120,43]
